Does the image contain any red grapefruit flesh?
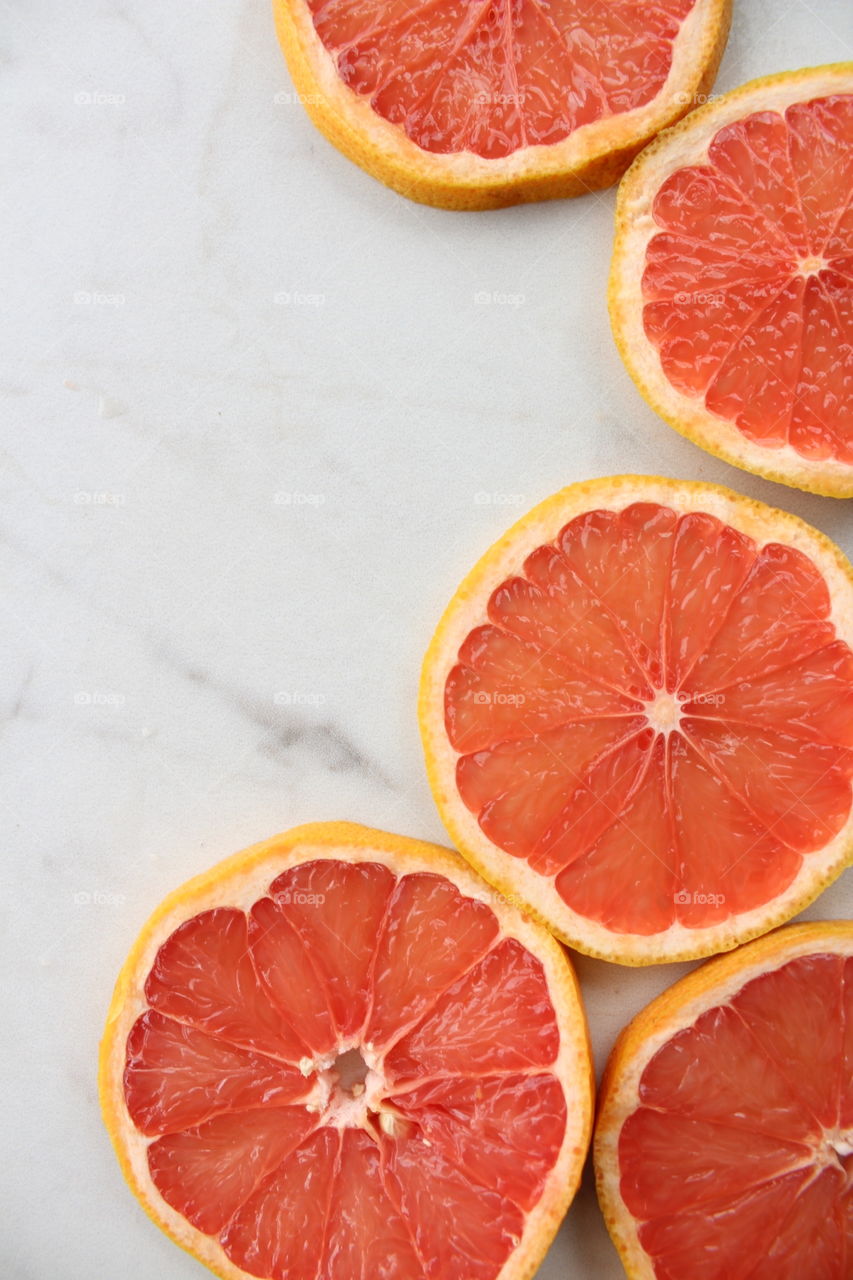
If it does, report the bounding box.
[420,476,853,963]
[644,94,853,455]
[101,824,593,1280]
[310,0,697,159]
[272,0,731,208]
[595,922,853,1278]
[610,66,853,496]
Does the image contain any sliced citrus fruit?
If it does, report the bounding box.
[419,475,853,965]
[595,920,853,1278]
[100,821,593,1280]
[610,64,853,497]
[272,0,731,209]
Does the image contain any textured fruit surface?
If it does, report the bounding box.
[447,501,853,931]
[101,824,592,1280]
[610,66,853,496]
[308,0,697,158]
[420,476,853,963]
[643,93,853,460]
[272,0,731,208]
[595,922,853,1278]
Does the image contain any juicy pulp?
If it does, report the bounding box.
[123,858,568,1280]
[307,0,698,158]
[444,501,853,935]
[619,951,853,1278]
[642,93,853,462]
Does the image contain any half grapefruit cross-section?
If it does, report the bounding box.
[419,475,853,965]
[272,0,731,209]
[100,822,593,1280]
[595,921,853,1278]
[610,65,853,496]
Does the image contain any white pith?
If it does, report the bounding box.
[799,254,828,276]
[642,690,683,735]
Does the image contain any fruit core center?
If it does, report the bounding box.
[315,1047,415,1142]
[316,1045,387,1130]
[810,1130,853,1180]
[643,690,682,734]
[829,1133,853,1161]
[798,254,826,277]
[332,1047,370,1095]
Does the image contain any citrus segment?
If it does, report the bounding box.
[419,476,853,962]
[221,1127,341,1280]
[323,1130,424,1279]
[148,1107,318,1235]
[124,1012,308,1135]
[620,1109,812,1218]
[365,871,499,1051]
[389,1073,567,1211]
[610,65,853,495]
[273,0,731,208]
[101,823,593,1280]
[269,858,395,1040]
[625,1171,821,1280]
[143,907,308,1062]
[553,734,677,936]
[309,0,696,159]
[447,626,641,750]
[595,922,853,1277]
[384,938,560,1081]
[382,1133,526,1280]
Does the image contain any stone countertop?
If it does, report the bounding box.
[2,1,852,1277]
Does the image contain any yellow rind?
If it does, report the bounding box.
[100,821,594,1280]
[610,63,853,498]
[272,0,731,210]
[594,920,853,1277]
[419,475,853,965]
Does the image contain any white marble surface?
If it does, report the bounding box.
[2,2,853,1277]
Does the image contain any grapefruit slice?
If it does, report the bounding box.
[610,64,853,497]
[272,0,731,209]
[595,921,853,1278]
[100,822,593,1280]
[419,475,853,965]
